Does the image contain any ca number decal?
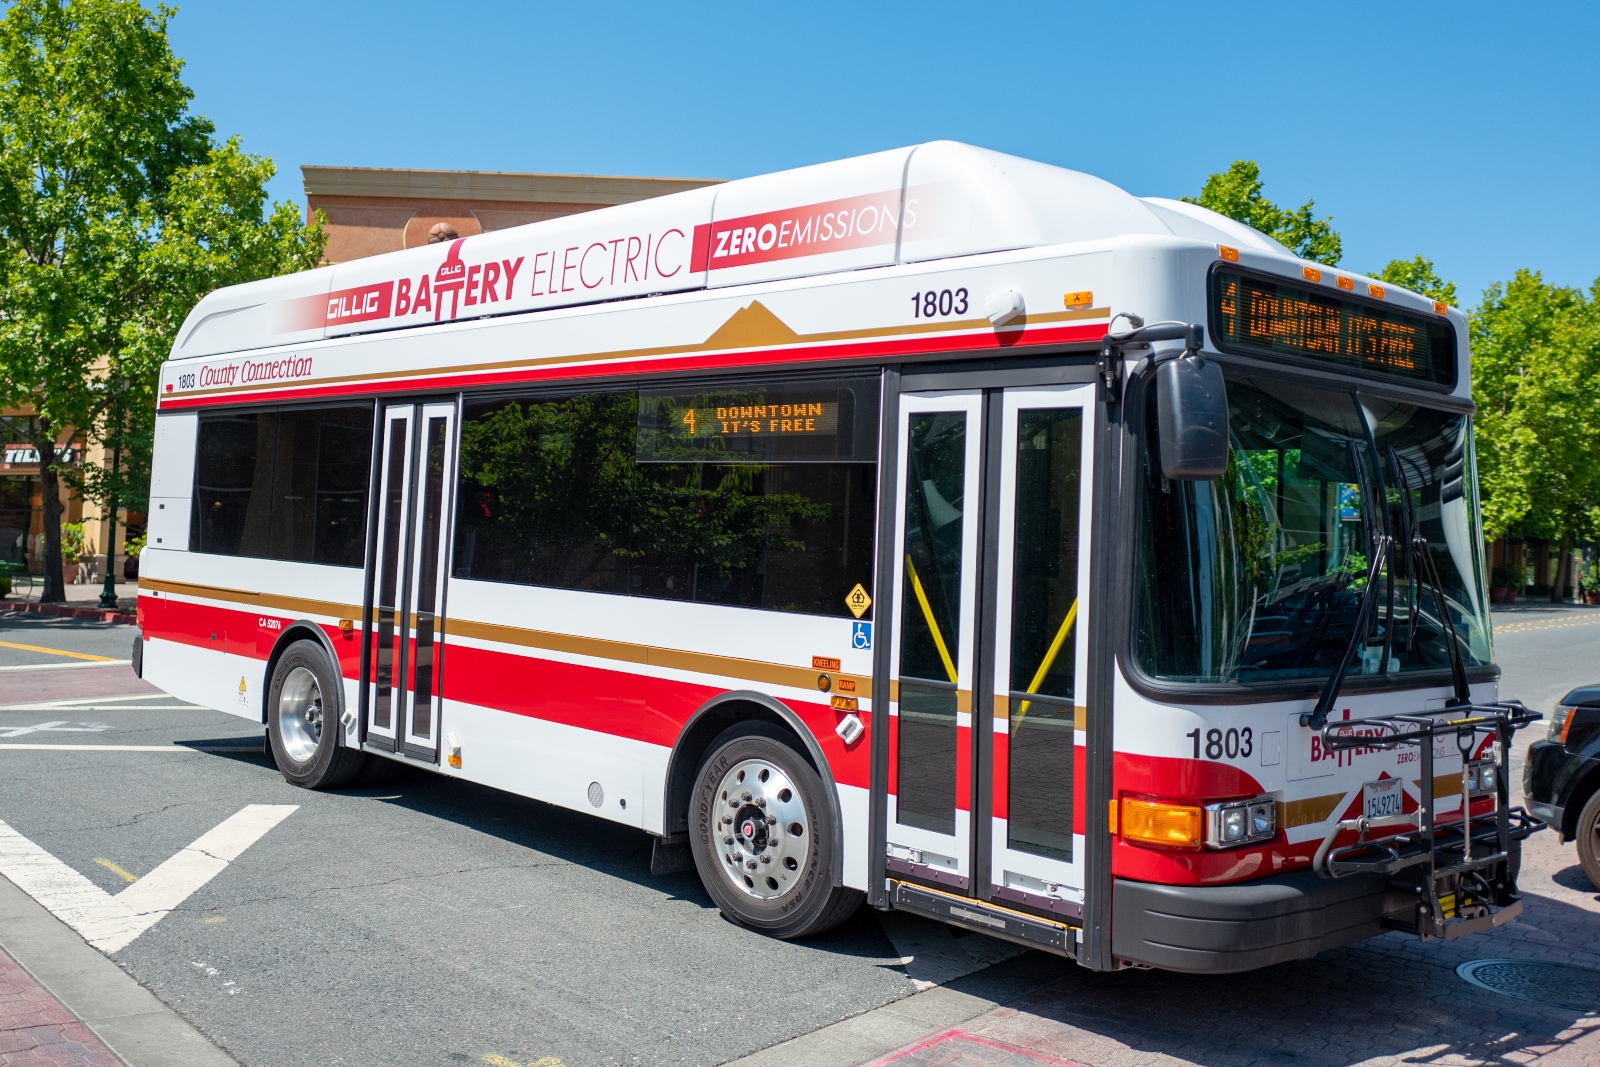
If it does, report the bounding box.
[1187,726,1253,760]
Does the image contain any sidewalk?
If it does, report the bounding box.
[0,946,122,1066]
[0,584,137,625]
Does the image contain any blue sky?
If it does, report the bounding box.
[168,1,1599,306]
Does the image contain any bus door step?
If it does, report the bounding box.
[891,880,1077,956]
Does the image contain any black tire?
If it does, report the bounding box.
[1576,789,1600,890]
[267,640,366,790]
[690,721,861,938]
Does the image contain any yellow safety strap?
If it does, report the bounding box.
[1014,598,1079,726]
[904,554,958,684]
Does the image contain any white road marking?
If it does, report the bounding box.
[876,909,1027,990]
[0,659,132,673]
[1,705,199,712]
[0,805,296,953]
[0,693,174,710]
[0,722,110,737]
[0,744,205,751]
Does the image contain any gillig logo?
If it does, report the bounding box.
[393,239,524,323]
[431,239,467,321]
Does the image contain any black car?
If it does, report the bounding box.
[1524,684,1600,887]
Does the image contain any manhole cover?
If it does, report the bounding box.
[1457,959,1600,1012]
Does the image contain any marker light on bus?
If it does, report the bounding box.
[1204,796,1276,848]
[1120,798,1203,850]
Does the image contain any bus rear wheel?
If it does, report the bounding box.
[690,722,861,939]
[267,641,366,790]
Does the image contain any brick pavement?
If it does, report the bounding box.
[0,947,120,1067]
[869,803,1600,1067]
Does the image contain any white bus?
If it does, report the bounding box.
[137,142,1538,973]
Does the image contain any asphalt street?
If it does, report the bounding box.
[1,602,1598,1067]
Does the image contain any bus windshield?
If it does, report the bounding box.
[1134,374,1493,686]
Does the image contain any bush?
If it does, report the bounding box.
[1491,561,1528,588]
[1583,567,1600,594]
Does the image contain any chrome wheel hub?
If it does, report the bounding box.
[277,666,323,764]
[713,758,809,900]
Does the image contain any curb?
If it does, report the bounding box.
[0,874,237,1066]
[1,601,136,625]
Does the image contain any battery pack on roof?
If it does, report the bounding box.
[171,142,1199,361]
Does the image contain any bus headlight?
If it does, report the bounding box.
[1466,759,1497,797]
[1204,795,1276,849]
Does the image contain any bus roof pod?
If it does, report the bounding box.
[170,141,1258,362]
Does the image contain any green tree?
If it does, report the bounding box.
[1183,160,1342,265]
[0,0,322,600]
[1373,255,1458,307]
[1470,270,1600,597]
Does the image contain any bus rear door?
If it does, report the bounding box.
[363,401,458,765]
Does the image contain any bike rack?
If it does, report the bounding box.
[1315,701,1544,940]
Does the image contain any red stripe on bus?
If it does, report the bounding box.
[141,596,870,789]
[157,321,1106,410]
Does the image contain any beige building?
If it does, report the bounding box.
[303,165,721,264]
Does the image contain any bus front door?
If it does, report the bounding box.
[363,401,458,765]
[885,384,1092,923]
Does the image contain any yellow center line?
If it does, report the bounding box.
[0,640,118,662]
[93,858,139,883]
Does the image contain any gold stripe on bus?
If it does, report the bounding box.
[140,578,357,622]
[168,303,1111,402]
[144,578,873,698]
[1281,774,1465,829]
[447,617,871,697]
[885,680,973,714]
[992,695,1086,730]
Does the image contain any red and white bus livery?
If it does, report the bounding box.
[137,142,1539,973]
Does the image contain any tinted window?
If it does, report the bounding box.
[191,406,374,567]
[453,377,878,619]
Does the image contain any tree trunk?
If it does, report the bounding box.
[1553,537,1573,603]
[30,422,65,603]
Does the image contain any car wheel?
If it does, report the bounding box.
[267,640,366,790]
[690,722,861,939]
[1576,790,1600,891]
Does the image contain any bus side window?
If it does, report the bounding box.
[453,379,877,620]
[191,404,374,567]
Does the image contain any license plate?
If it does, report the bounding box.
[1363,777,1404,819]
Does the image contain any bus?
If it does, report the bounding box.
[136,141,1540,973]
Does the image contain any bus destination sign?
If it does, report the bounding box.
[637,376,877,463]
[1210,268,1456,387]
[681,401,839,440]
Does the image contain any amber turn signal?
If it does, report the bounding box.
[1120,797,1203,850]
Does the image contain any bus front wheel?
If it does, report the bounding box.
[690,722,861,939]
[267,641,366,790]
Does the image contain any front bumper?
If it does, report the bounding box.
[1112,869,1412,973]
[1524,738,1599,839]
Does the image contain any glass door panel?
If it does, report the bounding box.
[987,386,1093,916]
[365,407,414,750]
[887,392,982,890]
[402,404,456,757]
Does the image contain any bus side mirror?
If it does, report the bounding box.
[1156,356,1229,480]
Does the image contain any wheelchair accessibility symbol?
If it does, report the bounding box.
[851,621,872,650]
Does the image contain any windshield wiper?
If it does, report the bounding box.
[1301,533,1392,729]
[1301,439,1390,730]
[1388,446,1472,705]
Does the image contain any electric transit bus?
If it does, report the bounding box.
[136,142,1540,973]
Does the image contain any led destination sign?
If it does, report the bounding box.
[1210,269,1456,386]
[637,376,877,463]
[681,401,840,439]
